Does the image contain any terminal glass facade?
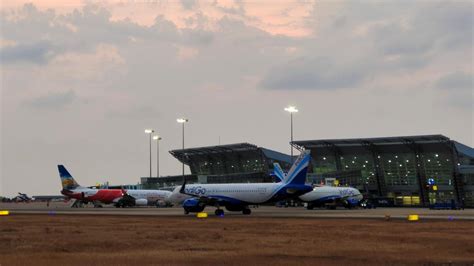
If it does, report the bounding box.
[379,152,417,186]
[293,135,473,207]
[189,151,265,176]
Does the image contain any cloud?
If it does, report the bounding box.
[181,0,198,10]
[0,41,54,64]
[106,105,160,120]
[260,57,366,90]
[412,2,473,50]
[435,71,473,109]
[176,45,199,61]
[436,72,473,91]
[212,0,245,16]
[26,90,76,109]
[0,39,17,48]
[261,1,473,91]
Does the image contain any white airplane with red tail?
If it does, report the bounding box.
[58,165,171,208]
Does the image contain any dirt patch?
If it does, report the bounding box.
[0,215,473,265]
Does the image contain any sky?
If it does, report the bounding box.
[1,0,472,197]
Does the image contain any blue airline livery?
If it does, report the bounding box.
[168,150,313,215]
[273,162,363,209]
[299,185,363,209]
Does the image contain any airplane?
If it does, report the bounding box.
[273,162,363,209]
[58,165,172,208]
[13,192,33,202]
[299,185,363,209]
[168,150,313,216]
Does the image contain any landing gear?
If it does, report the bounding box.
[115,202,128,208]
[215,209,224,216]
[71,200,86,208]
[242,208,251,215]
[184,209,189,215]
[306,203,314,210]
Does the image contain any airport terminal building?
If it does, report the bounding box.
[292,135,474,207]
[141,143,292,188]
[141,135,474,207]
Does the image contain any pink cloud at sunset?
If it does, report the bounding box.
[1,0,315,37]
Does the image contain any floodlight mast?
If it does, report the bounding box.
[153,135,162,177]
[145,129,154,178]
[177,118,189,178]
[284,106,298,161]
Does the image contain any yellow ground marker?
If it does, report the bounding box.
[0,210,10,216]
[408,214,419,221]
[196,212,208,218]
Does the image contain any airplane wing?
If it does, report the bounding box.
[32,195,66,201]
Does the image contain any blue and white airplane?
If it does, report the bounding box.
[273,162,363,209]
[299,185,363,209]
[168,151,313,215]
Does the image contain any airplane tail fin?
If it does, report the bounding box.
[284,150,311,185]
[273,162,286,182]
[58,165,80,190]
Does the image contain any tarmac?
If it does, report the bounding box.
[2,202,474,220]
[2,212,473,265]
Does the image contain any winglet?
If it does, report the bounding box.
[179,178,187,194]
[178,179,201,197]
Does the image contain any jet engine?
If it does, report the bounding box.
[342,198,361,209]
[183,198,205,213]
[135,199,148,206]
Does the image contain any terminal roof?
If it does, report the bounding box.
[291,134,452,149]
[454,141,474,159]
[170,143,258,158]
[170,143,292,164]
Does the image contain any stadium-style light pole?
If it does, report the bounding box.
[144,129,154,178]
[153,135,162,178]
[284,106,298,161]
[177,118,189,177]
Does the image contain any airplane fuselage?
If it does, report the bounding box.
[299,186,363,207]
[169,182,311,205]
[61,188,171,205]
